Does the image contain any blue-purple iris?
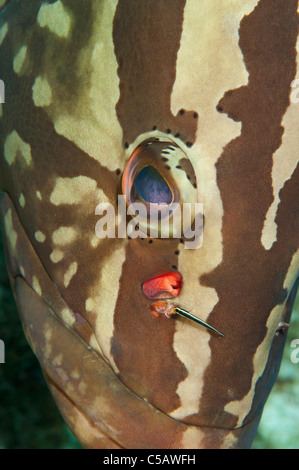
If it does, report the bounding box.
[134,165,172,205]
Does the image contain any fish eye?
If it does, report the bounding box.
[133,165,173,205]
[121,136,198,239]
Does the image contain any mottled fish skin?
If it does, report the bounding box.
[0,0,298,449]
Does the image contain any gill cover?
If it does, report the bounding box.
[0,0,298,449]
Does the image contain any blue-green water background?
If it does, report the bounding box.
[0,220,298,449]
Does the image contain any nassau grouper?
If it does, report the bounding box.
[0,0,298,449]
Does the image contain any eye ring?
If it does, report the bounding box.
[122,135,198,239]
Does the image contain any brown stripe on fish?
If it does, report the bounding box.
[113,0,197,147]
[190,0,299,429]
[261,23,299,250]
[110,0,191,413]
[111,239,187,414]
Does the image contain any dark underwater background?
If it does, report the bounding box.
[0,219,298,449]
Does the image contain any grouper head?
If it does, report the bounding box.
[0,0,298,449]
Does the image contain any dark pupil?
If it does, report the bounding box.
[134,165,172,205]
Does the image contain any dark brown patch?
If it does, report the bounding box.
[111,2,199,413]
[111,240,186,413]
[113,0,197,146]
[186,0,299,428]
